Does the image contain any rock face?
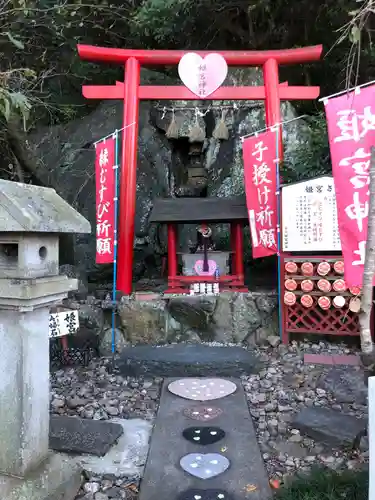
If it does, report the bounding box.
[118,291,278,346]
[26,67,309,282]
[61,288,278,355]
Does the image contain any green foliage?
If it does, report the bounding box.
[283,114,331,184]
[132,0,192,43]
[0,0,134,127]
[130,0,370,94]
[275,467,368,500]
[4,32,24,50]
[0,89,31,129]
[0,0,372,151]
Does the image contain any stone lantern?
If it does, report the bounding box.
[0,180,91,500]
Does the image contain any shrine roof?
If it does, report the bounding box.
[149,197,248,223]
[0,179,91,233]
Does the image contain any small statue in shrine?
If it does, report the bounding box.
[174,142,208,198]
[188,224,215,274]
[196,224,215,252]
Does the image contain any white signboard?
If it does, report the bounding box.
[282,176,341,252]
[49,310,79,338]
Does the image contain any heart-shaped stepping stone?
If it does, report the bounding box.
[168,378,236,401]
[184,405,223,422]
[180,453,230,479]
[183,426,225,445]
[178,490,234,500]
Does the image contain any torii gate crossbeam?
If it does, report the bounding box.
[77,44,323,295]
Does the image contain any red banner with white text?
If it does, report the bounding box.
[95,137,116,264]
[325,84,375,287]
[243,130,278,258]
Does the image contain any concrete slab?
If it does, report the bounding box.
[139,378,271,500]
[76,418,153,479]
[332,355,360,366]
[304,354,361,366]
[49,415,124,456]
[292,407,365,447]
[303,354,334,365]
[0,452,82,500]
[116,344,261,377]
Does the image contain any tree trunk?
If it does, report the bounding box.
[359,146,375,360]
[6,118,45,187]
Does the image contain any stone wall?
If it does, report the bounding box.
[66,290,279,355]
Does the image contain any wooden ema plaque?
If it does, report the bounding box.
[281,255,362,344]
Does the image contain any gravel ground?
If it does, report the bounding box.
[49,341,369,499]
[242,340,368,481]
[50,361,161,500]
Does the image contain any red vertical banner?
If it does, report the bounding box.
[324,84,375,287]
[95,137,116,264]
[242,130,278,258]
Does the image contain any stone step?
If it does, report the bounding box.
[292,406,366,447]
[115,344,261,377]
[139,377,271,500]
[49,415,124,456]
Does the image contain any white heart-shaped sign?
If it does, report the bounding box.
[168,378,236,401]
[180,453,230,479]
[178,53,228,98]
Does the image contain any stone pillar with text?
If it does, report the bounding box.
[0,179,91,500]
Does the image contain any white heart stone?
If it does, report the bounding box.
[210,431,217,435]
[193,437,200,441]
[180,453,230,479]
[168,378,237,401]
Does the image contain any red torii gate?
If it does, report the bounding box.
[77,44,323,295]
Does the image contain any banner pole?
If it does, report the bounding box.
[275,125,283,341]
[111,130,120,354]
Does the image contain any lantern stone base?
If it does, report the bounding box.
[0,453,82,500]
[0,276,82,500]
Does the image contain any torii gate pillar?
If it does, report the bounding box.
[120,57,140,295]
[78,45,323,295]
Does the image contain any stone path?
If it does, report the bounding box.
[138,378,271,500]
[49,340,370,499]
